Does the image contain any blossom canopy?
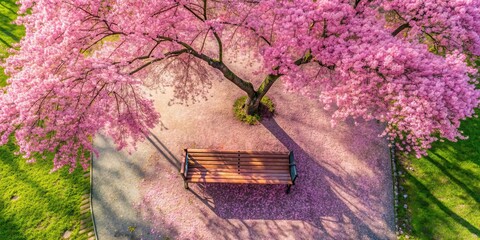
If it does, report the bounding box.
[1,0,479,171]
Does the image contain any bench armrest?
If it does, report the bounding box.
[289,151,298,184]
[181,149,189,179]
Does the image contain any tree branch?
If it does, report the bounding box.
[256,52,314,99]
[185,3,223,62]
[256,73,281,99]
[212,31,223,62]
[392,23,410,37]
[156,36,255,96]
[183,5,204,22]
[203,0,207,20]
[151,3,179,17]
[202,57,255,96]
[129,49,189,75]
[219,21,272,46]
[255,51,336,100]
[354,0,361,9]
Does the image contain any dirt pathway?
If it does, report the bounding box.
[92,72,395,239]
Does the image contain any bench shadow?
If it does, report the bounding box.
[151,117,392,239]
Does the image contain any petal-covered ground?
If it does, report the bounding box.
[92,58,395,239]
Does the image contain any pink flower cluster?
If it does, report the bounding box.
[1,0,479,170]
[383,0,480,55]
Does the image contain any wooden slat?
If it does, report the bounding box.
[190,162,289,166]
[188,161,289,166]
[189,164,289,170]
[188,178,292,184]
[187,149,290,155]
[188,174,291,180]
[188,156,288,162]
[189,157,288,162]
[188,172,290,177]
[188,154,289,159]
[188,168,291,174]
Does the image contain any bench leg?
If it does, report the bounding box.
[286,184,292,194]
[184,181,189,190]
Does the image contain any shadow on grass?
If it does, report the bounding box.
[0,26,20,43]
[397,112,480,239]
[0,138,89,239]
[0,3,23,44]
[0,210,28,239]
[0,142,81,218]
[0,36,12,48]
[425,152,480,204]
[405,170,480,237]
[0,2,17,15]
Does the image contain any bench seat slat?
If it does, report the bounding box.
[187,172,291,177]
[187,149,290,155]
[188,174,291,180]
[189,161,289,166]
[189,154,289,159]
[188,156,288,161]
[188,178,292,184]
[189,165,289,170]
[188,168,291,174]
[189,158,288,162]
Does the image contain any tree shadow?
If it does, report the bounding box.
[145,131,181,169]
[0,210,28,239]
[0,143,81,218]
[0,2,22,42]
[395,111,479,238]
[0,36,12,48]
[0,138,90,238]
[0,26,20,42]
[92,134,177,239]
[405,170,480,236]
[0,2,17,15]
[144,55,218,106]
[0,2,23,53]
[425,152,479,203]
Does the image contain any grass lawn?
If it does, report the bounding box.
[0,139,90,239]
[0,0,24,84]
[396,110,480,239]
[1,1,91,239]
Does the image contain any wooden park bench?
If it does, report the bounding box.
[180,149,298,194]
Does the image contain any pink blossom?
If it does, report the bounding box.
[1,0,479,170]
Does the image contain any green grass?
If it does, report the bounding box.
[0,0,25,85]
[0,138,90,239]
[396,110,480,239]
[1,2,90,239]
[233,96,275,125]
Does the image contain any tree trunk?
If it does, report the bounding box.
[245,94,261,115]
[244,73,281,115]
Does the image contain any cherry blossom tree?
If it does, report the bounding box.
[1,0,479,171]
